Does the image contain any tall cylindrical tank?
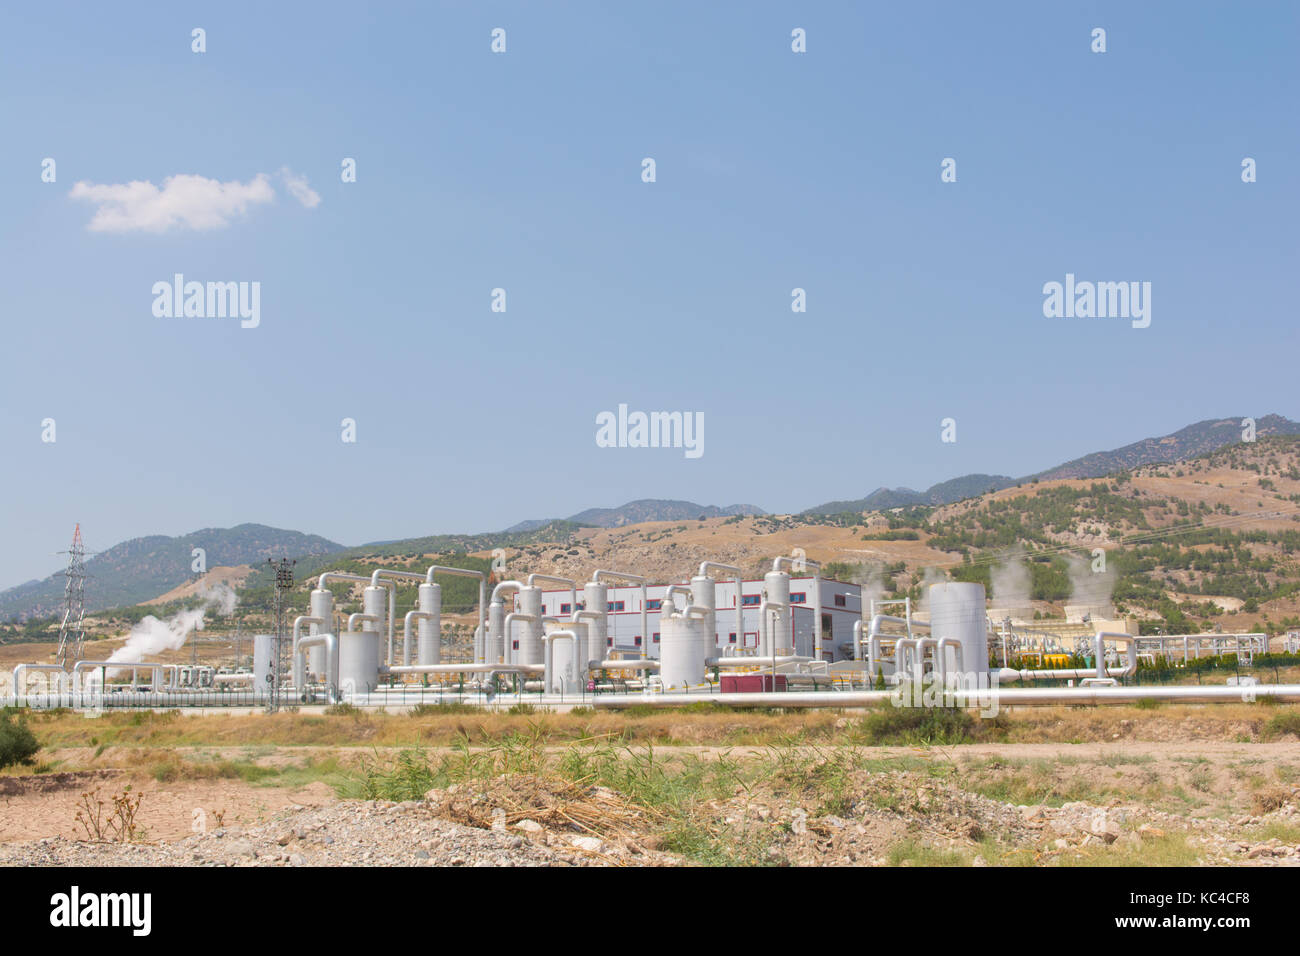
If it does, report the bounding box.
[764,571,791,654]
[583,581,608,663]
[253,634,276,699]
[308,588,334,677]
[928,581,989,687]
[549,622,587,694]
[691,575,717,651]
[361,587,384,676]
[659,613,710,690]
[339,630,380,694]
[516,586,544,665]
[417,582,441,666]
[488,600,505,663]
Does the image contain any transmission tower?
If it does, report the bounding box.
[55,524,87,666]
[266,557,295,712]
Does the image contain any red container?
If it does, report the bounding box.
[720,674,786,693]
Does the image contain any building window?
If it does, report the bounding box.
[790,592,806,604]
[728,632,737,644]
[646,599,662,610]
[512,640,519,650]
[607,600,625,612]
[560,603,571,614]
[607,637,613,647]
[634,635,642,646]
[834,594,847,607]
[653,632,660,643]
[741,595,761,607]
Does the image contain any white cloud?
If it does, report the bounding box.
[279,167,321,208]
[68,168,320,233]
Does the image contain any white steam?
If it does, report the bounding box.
[102,582,239,676]
[990,549,1032,608]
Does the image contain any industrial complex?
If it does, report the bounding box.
[5,551,1296,712]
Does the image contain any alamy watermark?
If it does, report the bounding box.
[595,404,703,459]
[1042,273,1150,328]
[152,274,260,329]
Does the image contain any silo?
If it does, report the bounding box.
[659,613,710,690]
[583,580,608,663]
[516,586,544,665]
[362,585,386,673]
[764,570,791,654]
[339,630,380,694]
[928,581,989,686]
[253,634,276,699]
[308,587,334,677]
[690,575,717,650]
[417,582,441,666]
[488,600,505,663]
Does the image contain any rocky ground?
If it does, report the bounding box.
[2,766,1296,867]
[0,796,675,867]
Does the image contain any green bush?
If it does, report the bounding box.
[409,702,482,716]
[0,709,41,769]
[323,702,363,717]
[1262,711,1300,740]
[855,704,974,745]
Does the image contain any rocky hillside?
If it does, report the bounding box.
[0,524,341,622]
[506,499,765,533]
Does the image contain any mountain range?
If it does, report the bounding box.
[504,499,765,533]
[0,524,340,623]
[2,414,1296,622]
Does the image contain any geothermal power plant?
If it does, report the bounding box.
[6,551,1298,711]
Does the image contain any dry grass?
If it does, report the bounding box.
[20,702,1300,753]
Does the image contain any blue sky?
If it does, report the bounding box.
[1,1,1296,590]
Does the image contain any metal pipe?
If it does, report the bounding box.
[698,562,744,664]
[773,554,821,657]
[503,612,536,667]
[386,663,542,676]
[426,565,488,664]
[589,658,661,672]
[403,609,435,667]
[292,614,326,690]
[594,570,649,654]
[593,684,1300,709]
[542,629,579,695]
[293,632,339,699]
[11,664,70,702]
[528,574,577,623]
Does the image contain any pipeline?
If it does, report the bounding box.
[593,683,1300,709]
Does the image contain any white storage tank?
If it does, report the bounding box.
[339,630,380,694]
[659,613,710,690]
[764,570,791,654]
[362,584,387,677]
[516,586,544,665]
[928,581,989,686]
[488,600,505,663]
[253,634,276,699]
[417,582,441,666]
[690,575,717,648]
[308,587,334,677]
[583,581,608,663]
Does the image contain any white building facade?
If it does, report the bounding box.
[536,577,863,663]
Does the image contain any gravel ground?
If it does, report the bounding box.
[0,797,673,867]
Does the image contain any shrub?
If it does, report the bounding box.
[0,709,41,769]
[855,704,974,745]
[323,702,364,717]
[1262,711,1300,740]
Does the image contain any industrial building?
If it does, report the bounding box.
[535,576,863,663]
